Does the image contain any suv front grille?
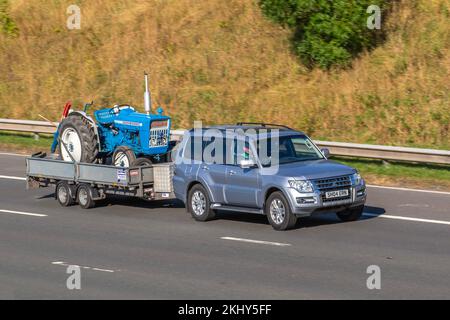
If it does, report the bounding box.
[313,175,351,191]
[313,175,352,205]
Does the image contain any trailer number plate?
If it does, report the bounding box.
[117,169,127,182]
[161,193,170,198]
[325,189,349,199]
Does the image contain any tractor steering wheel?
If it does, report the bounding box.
[111,104,134,115]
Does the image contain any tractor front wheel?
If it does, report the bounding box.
[112,146,136,167]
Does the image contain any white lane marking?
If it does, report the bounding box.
[363,213,450,226]
[0,175,26,181]
[51,261,116,273]
[0,152,28,157]
[221,236,291,247]
[0,209,47,217]
[92,267,115,273]
[397,203,430,208]
[367,184,450,195]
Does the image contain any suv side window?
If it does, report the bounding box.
[184,134,227,164]
[203,136,224,165]
[225,137,251,166]
[182,136,191,160]
[182,135,202,162]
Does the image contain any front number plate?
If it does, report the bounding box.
[325,189,349,199]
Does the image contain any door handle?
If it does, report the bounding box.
[201,165,209,170]
[229,170,236,175]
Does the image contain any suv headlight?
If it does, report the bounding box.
[289,180,314,193]
[352,172,362,185]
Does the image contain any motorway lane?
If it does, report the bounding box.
[0,152,27,177]
[0,153,449,299]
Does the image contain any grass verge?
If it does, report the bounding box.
[0,131,52,154]
[333,156,450,191]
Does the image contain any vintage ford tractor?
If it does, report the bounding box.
[51,73,171,166]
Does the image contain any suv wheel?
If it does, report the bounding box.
[336,205,364,222]
[188,184,216,221]
[266,191,297,231]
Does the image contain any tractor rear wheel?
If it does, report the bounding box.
[112,146,136,167]
[58,114,98,163]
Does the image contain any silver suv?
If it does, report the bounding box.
[173,123,366,230]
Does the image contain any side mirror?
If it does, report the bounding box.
[239,159,256,168]
[321,148,330,158]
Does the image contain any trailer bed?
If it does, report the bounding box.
[26,154,175,204]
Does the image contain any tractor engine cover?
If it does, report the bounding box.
[94,106,171,157]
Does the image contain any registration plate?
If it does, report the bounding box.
[325,189,349,199]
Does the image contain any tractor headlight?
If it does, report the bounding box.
[351,172,362,185]
[162,137,167,145]
[289,180,314,193]
[150,138,157,146]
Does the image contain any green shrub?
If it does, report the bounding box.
[0,0,18,37]
[259,0,388,69]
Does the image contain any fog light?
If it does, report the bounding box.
[297,196,316,204]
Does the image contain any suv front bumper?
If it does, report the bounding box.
[285,183,367,217]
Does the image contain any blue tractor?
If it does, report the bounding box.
[52,73,172,167]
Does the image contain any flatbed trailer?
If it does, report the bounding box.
[26,153,175,208]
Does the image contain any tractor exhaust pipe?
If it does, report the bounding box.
[144,72,151,115]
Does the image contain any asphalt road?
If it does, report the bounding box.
[0,152,449,299]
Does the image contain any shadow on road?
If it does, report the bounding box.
[36,192,185,209]
[363,205,386,216]
[95,196,185,210]
[36,191,385,230]
[35,193,56,200]
[215,205,386,230]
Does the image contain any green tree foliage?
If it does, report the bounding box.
[0,0,19,37]
[259,0,387,69]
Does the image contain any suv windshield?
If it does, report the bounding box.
[257,135,324,167]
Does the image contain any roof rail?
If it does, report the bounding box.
[235,122,294,130]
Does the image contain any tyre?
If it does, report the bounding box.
[132,157,153,167]
[77,184,96,209]
[266,191,297,231]
[56,181,74,207]
[58,114,98,163]
[187,184,216,221]
[336,205,364,222]
[112,146,136,167]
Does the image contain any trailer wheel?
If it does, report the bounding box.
[77,184,95,209]
[58,114,98,163]
[56,182,74,207]
[112,146,136,167]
